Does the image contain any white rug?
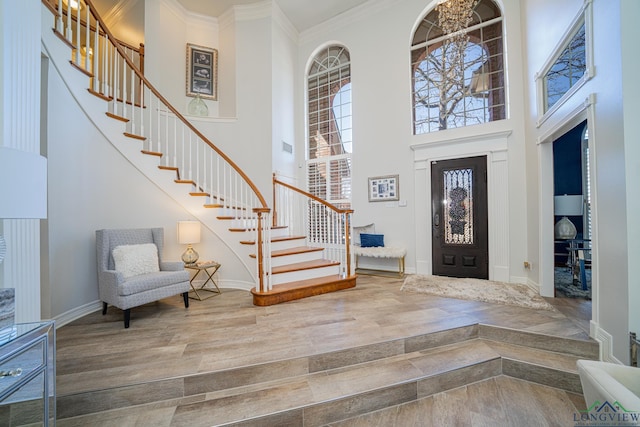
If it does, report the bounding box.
[401,275,556,311]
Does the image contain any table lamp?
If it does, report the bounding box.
[554,194,583,239]
[177,220,201,265]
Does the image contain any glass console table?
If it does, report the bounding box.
[0,321,56,426]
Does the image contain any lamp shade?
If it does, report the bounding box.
[177,221,201,244]
[554,195,583,216]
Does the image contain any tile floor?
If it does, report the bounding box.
[55,274,593,426]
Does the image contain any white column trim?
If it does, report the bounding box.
[412,130,512,281]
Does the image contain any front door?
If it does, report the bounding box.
[431,156,489,279]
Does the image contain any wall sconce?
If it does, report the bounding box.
[554,194,583,239]
[177,221,201,265]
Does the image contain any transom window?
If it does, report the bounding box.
[411,0,505,134]
[307,46,352,209]
[543,22,586,112]
[536,1,593,125]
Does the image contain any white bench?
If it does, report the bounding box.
[353,246,406,277]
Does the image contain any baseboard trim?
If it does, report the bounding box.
[53,300,102,328]
[592,321,622,364]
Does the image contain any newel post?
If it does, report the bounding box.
[345,210,354,276]
[253,207,271,292]
[272,173,278,227]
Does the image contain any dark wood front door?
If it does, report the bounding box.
[431,156,489,279]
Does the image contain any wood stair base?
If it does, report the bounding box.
[251,274,356,306]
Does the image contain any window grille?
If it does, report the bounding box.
[411,0,505,134]
[307,46,352,208]
[544,23,586,112]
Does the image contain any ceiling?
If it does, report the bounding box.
[176,0,370,30]
[96,0,371,32]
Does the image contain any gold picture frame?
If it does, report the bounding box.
[368,175,399,202]
[186,43,218,100]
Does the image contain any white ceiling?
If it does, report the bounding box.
[176,0,370,31]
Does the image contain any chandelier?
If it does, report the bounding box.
[436,0,478,37]
[436,0,479,87]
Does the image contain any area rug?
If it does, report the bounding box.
[555,267,591,299]
[401,275,556,311]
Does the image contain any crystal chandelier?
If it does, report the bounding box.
[437,0,478,37]
[436,0,479,88]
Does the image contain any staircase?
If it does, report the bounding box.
[40,0,356,305]
[54,321,599,425]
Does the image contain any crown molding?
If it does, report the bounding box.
[234,0,272,22]
[272,1,298,42]
[102,0,140,28]
[299,0,397,45]
[159,0,218,27]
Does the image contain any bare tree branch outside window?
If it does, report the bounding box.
[411,0,505,135]
[544,23,586,111]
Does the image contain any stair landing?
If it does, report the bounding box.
[251,274,357,306]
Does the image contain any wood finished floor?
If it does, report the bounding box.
[55,274,592,426]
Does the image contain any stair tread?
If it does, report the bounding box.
[482,339,583,373]
[229,225,288,232]
[56,319,594,425]
[271,259,339,274]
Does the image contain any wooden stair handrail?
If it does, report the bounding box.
[53,0,268,211]
[272,174,354,216]
[272,174,353,275]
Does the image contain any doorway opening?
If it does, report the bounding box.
[552,119,591,300]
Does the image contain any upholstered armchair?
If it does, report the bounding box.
[96,228,190,328]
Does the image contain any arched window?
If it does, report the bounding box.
[411,0,505,134]
[307,45,352,208]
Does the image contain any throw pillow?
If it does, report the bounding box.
[112,243,160,279]
[352,223,375,246]
[360,233,384,247]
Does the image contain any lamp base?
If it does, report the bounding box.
[555,216,577,240]
[181,245,199,265]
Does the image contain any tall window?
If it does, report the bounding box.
[411,0,505,134]
[307,46,352,209]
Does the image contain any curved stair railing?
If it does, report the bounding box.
[273,174,353,277]
[42,0,272,291]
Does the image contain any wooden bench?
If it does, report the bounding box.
[353,246,406,277]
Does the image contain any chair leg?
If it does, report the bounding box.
[183,292,189,308]
[124,309,131,328]
[102,302,108,315]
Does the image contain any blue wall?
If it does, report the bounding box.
[553,120,586,265]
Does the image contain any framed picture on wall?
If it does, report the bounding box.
[368,175,399,202]
[186,43,218,100]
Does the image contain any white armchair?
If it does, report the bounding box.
[96,228,190,328]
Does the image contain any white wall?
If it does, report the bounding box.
[45,61,251,323]
[0,0,45,323]
[522,0,634,363]
[143,0,187,111]
[621,0,640,351]
[295,0,529,281]
[271,7,298,183]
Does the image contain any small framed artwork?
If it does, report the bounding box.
[368,175,399,202]
[186,43,218,100]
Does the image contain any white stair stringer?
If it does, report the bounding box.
[40,6,258,289]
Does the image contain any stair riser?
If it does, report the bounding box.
[56,322,597,423]
[270,251,324,267]
[271,266,341,285]
[271,238,307,252]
